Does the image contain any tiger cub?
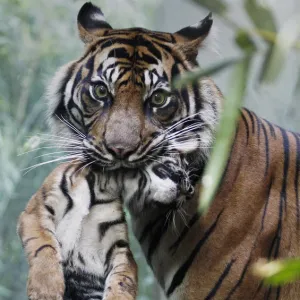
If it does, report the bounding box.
[17,162,137,300]
[122,154,195,215]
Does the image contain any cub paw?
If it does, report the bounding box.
[103,275,137,300]
[27,261,65,300]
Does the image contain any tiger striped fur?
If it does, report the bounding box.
[18,2,300,300]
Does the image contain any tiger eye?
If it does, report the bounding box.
[93,84,108,99]
[151,92,166,107]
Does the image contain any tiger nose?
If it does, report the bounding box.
[107,145,134,159]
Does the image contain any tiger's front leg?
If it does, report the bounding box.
[17,165,70,300]
[102,247,138,300]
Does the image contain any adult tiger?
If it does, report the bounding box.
[19,2,300,300]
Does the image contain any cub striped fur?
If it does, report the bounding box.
[18,163,137,300]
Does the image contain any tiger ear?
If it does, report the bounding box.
[173,13,213,61]
[77,2,112,44]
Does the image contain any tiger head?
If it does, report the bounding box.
[48,2,222,170]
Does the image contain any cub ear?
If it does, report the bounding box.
[173,13,213,61]
[77,2,112,44]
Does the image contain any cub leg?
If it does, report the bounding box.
[17,164,74,300]
[102,243,138,300]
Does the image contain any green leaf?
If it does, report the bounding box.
[172,58,240,90]
[260,15,300,83]
[244,0,276,33]
[244,0,277,83]
[253,258,300,286]
[190,0,227,15]
[198,56,252,213]
[235,29,257,53]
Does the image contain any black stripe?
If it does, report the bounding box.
[205,259,236,300]
[66,98,84,129]
[268,220,282,259]
[261,121,270,177]
[45,204,55,216]
[180,87,190,114]
[265,287,272,299]
[104,240,129,270]
[71,66,83,97]
[241,111,249,145]
[192,83,203,112]
[78,252,85,265]
[225,258,250,299]
[143,40,162,60]
[146,218,168,265]
[253,281,264,299]
[23,237,38,248]
[243,108,255,134]
[292,133,300,228]
[152,40,173,55]
[116,67,130,82]
[275,287,281,300]
[169,212,200,254]
[108,68,116,81]
[264,119,276,139]
[99,38,136,50]
[34,244,56,257]
[107,47,130,59]
[91,198,118,205]
[171,63,180,81]
[86,172,96,207]
[280,128,290,213]
[60,172,74,217]
[53,64,75,118]
[98,215,126,238]
[166,210,223,296]
[85,55,96,80]
[138,213,166,244]
[253,112,261,143]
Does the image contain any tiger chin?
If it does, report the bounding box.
[18,1,300,300]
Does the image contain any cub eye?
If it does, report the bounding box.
[150,91,167,107]
[93,84,108,99]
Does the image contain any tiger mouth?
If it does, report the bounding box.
[90,158,148,170]
[82,138,167,170]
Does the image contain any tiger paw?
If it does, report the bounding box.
[27,260,65,300]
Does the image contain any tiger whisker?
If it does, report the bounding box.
[33,150,83,159]
[75,159,98,176]
[61,116,86,139]
[56,114,86,139]
[163,112,202,134]
[18,145,86,156]
[23,155,84,175]
[30,133,83,143]
[35,138,83,145]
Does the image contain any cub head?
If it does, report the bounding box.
[48,2,222,170]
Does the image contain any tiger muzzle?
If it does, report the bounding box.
[104,113,141,159]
